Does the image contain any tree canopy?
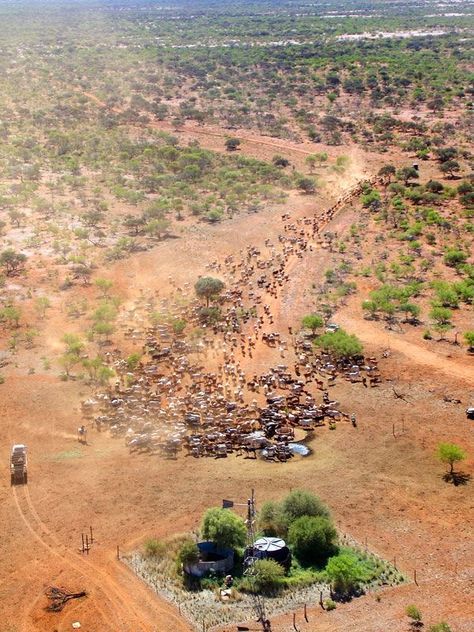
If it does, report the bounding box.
[194,276,225,306]
[200,507,246,550]
[314,329,363,358]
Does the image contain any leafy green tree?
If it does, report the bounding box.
[287,516,337,565]
[436,147,458,163]
[397,167,419,186]
[297,177,317,194]
[194,276,225,307]
[426,180,444,193]
[62,333,83,353]
[315,329,363,359]
[400,303,420,323]
[251,559,285,593]
[272,155,290,168]
[258,501,286,537]
[325,551,370,595]
[281,490,330,527]
[94,278,113,298]
[464,331,474,351]
[0,249,27,276]
[146,218,171,240]
[225,137,241,151]
[301,313,324,334]
[200,508,246,550]
[378,164,396,183]
[440,160,460,179]
[437,443,466,476]
[429,306,452,326]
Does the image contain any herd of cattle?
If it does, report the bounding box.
[81,178,384,462]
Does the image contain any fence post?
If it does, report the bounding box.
[414,568,418,585]
[117,545,120,560]
[81,533,85,554]
[90,525,94,544]
[293,612,298,631]
[304,603,308,622]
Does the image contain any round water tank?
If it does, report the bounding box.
[253,537,291,568]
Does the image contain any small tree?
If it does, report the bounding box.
[378,164,396,183]
[225,137,241,152]
[301,313,324,334]
[315,329,363,359]
[200,507,246,550]
[0,249,27,276]
[94,278,113,298]
[297,177,317,194]
[437,442,466,476]
[281,490,330,527]
[406,605,423,627]
[440,160,460,179]
[251,559,285,594]
[397,167,419,186]
[258,500,286,537]
[272,155,290,168]
[326,551,369,595]
[464,331,474,351]
[194,276,225,307]
[287,515,337,565]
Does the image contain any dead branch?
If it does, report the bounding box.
[45,586,87,612]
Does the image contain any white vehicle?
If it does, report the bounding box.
[325,323,340,333]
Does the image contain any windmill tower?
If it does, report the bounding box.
[243,490,272,632]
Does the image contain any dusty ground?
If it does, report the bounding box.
[0,116,473,632]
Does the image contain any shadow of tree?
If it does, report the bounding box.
[442,471,471,486]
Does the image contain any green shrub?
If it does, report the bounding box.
[315,329,363,359]
[406,604,422,622]
[177,539,200,569]
[287,516,337,565]
[201,507,246,550]
[325,551,370,595]
[251,559,285,594]
[258,500,286,537]
[429,623,452,632]
[324,598,337,611]
[281,490,330,526]
[444,249,467,267]
[144,538,166,558]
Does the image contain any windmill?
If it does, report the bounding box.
[223,490,271,632]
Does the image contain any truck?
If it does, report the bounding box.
[10,444,28,485]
